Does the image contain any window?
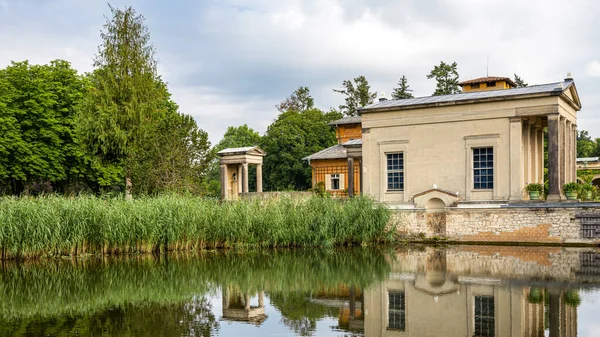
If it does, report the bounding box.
[388,291,405,331]
[486,81,496,88]
[474,296,495,337]
[471,83,480,89]
[473,147,493,189]
[331,174,340,190]
[387,153,404,191]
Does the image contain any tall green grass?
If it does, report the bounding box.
[0,195,391,259]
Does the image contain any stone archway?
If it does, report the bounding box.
[426,198,446,211]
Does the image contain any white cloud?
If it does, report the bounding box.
[2,0,600,142]
[586,60,600,78]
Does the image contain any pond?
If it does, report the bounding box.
[0,245,599,336]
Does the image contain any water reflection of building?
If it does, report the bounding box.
[363,250,578,337]
[221,288,267,325]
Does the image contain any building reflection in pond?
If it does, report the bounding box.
[363,249,579,337]
[221,287,267,325]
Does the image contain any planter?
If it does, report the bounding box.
[565,191,578,200]
[528,191,540,200]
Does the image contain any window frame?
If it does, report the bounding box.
[471,83,481,89]
[330,173,340,190]
[474,295,495,337]
[486,81,496,88]
[386,152,404,192]
[472,147,494,190]
[387,291,406,331]
[464,134,499,201]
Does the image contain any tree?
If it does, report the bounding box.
[577,130,597,158]
[261,108,341,191]
[132,97,213,195]
[276,86,314,113]
[0,60,89,195]
[333,76,376,116]
[77,5,167,199]
[426,61,461,96]
[391,75,414,99]
[514,73,528,87]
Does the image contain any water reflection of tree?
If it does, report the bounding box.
[269,291,337,337]
[0,296,219,337]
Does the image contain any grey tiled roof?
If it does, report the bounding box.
[359,81,573,113]
[342,139,362,146]
[302,144,347,161]
[328,116,362,126]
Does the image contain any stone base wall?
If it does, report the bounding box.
[390,207,600,244]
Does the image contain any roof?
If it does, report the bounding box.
[328,116,362,126]
[302,144,347,161]
[342,139,363,146]
[217,146,265,156]
[359,81,579,113]
[458,76,517,87]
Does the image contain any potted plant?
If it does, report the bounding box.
[563,182,579,200]
[525,183,544,200]
[580,183,595,201]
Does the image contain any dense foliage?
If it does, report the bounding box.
[427,61,461,96]
[333,75,377,116]
[262,108,341,191]
[0,195,391,259]
[0,60,89,195]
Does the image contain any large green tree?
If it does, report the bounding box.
[0,60,90,195]
[333,76,376,116]
[132,96,213,195]
[77,5,168,199]
[427,61,461,96]
[261,108,341,191]
[391,75,414,99]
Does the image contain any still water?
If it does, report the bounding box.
[0,246,599,337]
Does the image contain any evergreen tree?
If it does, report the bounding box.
[514,73,528,87]
[391,75,414,99]
[426,61,461,96]
[77,5,167,199]
[333,76,376,116]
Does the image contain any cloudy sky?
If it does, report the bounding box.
[1,0,599,144]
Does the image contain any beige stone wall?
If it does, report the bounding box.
[390,207,600,244]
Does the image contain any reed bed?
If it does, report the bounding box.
[0,195,391,259]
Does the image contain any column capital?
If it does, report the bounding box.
[547,113,560,121]
[509,117,522,123]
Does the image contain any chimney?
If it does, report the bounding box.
[565,72,573,82]
[378,92,387,102]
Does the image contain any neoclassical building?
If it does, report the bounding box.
[358,75,581,206]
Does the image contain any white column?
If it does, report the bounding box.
[242,163,249,194]
[220,164,228,200]
[523,119,531,185]
[256,164,263,193]
[532,125,539,184]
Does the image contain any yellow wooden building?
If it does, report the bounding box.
[303,116,362,197]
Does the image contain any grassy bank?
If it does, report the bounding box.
[0,195,391,259]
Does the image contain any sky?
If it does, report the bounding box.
[1,0,599,145]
